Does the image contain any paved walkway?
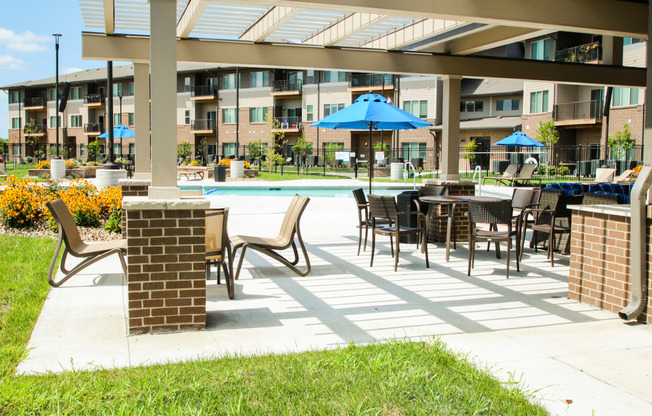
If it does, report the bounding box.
[20,186,652,416]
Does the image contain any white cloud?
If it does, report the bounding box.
[0,28,50,52]
[0,54,26,69]
[63,67,83,75]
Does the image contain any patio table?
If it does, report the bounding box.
[419,195,503,261]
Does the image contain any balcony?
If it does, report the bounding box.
[84,122,104,135]
[553,100,603,126]
[349,74,394,91]
[191,119,216,134]
[191,85,217,101]
[555,42,601,63]
[23,123,47,136]
[273,116,302,132]
[24,97,46,110]
[271,80,303,96]
[84,93,105,107]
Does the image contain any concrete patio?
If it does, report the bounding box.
[20,188,652,416]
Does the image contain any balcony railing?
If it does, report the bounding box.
[272,80,303,93]
[555,42,601,63]
[23,123,46,134]
[84,122,104,133]
[191,119,216,132]
[275,116,302,129]
[24,97,45,107]
[553,100,603,122]
[84,93,105,104]
[350,74,394,88]
[192,85,216,98]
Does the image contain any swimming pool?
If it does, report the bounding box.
[188,185,415,198]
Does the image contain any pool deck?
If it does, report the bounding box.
[19,182,652,416]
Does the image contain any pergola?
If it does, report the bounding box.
[79,0,650,198]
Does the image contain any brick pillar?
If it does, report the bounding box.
[422,180,475,243]
[123,197,209,334]
[120,179,151,239]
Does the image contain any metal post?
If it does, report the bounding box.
[53,34,61,159]
[235,67,240,158]
[104,61,118,169]
[119,93,123,159]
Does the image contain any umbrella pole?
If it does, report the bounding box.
[369,126,373,194]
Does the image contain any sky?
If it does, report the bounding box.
[0,0,112,139]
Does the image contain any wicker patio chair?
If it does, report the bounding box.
[231,194,311,280]
[467,199,519,278]
[368,194,428,272]
[352,188,392,256]
[205,208,234,299]
[46,198,127,287]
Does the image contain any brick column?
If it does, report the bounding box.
[120,179,151,239]
[123,197,209,334]
[422,180,475,243]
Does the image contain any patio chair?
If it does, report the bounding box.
[527,193,583,267]
[467,199,519,278]
[46,199,127,287]
[231,194,311,280]
[205,208,234,299]
[615,169,634,183]
[585,168,616,184]
[483,164,518,186]
[487,188,540,253]
[505,163,541,187]
[368,194,428,272]
[352,188,392,256]
[519,189,563,261]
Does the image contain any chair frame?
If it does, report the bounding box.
[368,194,429,272]
[505,164,541,187]
[484,164,518,186]
[46,199,127,287]
[231,195,311,280]
[352,188,392,256]
[205,208,234,299]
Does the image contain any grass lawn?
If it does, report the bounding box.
[0,235,548,415]
[1,163,36,182]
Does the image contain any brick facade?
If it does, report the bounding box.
[123,197,209,334]
[568,206,652,324]
[422,180,475,243]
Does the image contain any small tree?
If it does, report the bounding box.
[264,115,287,172]
[536,120,559,171]
[177,141,191,163]
[373,142,390,165]
[292,134,313,170]
[248,141,268,167]
[462,139,478,173]
[87,139,102,162]
[608,123,634,164]
[323,143,341,166]
[197,137,208,165]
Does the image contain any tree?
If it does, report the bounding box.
[265,114,287,172]
[536,120,559,172]
[177,141,191,162]
[292,134,313,170]
[373,142,390,165]
[462,139,478,172]
[247,141,268,166]
[87,139,102,162]
[197,137,208,165]
[23,118,43,160]
[608,123,634,163]
[323,143,341,166]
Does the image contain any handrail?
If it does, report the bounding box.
[404,161,417,190]
[472,165,482,195]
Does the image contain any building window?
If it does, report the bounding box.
[48,89,56,101]
[306,70,315,84]
[460,100,484,112]
[128,82,134,96]
[11,118,20,129]
[49,116,61,128]
[531,38,550,60]
[221,73,240,90]
[496,99,520,111]
[184,77,191,92]
[323,71,346,83]
[222,143,236,157]
[612,87,639,106]
[306,105,314,121]
[530,90,549,113]
[249,107,268,123]
[403,100,427,118]
[113,83,122,97]
[79,143,85,157]
[9,91,20,103]
[222,108,238,124]
[323,103,345,117]
[250,71,269,88]
[401,143,426,161]
[114,113,121,126]
[184,110,190,125]
[70,115,82,128]
[70,86,82,100]
[624,37,643,45]
[128,113,135,126]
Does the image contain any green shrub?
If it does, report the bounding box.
[104,207,122,234]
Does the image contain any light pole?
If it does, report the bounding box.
[53,34,61,159]
[119,92,123,159]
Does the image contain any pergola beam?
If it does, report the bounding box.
[81,33,647,87]
[103,0,114,35]
[441,27,553,55]
[360,18,466,51]
[213,0,649,39]
[304,13,387,47]
[239,6,302,42]
[177,0,210,38]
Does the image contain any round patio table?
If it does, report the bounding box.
[419,195,503,261]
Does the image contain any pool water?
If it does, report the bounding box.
[192,186,411,198]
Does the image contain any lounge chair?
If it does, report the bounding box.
[483,164,518,186]
[46,199,127,287]
[586,168,616,184]
[205,208,234,299]
[505,163,541,187]
[615,169,634,183]
[231,195,311,280]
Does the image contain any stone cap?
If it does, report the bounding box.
[119,178,152,187]
[123,196,210,211]
[423,179,475,186]
[569,204,632,218]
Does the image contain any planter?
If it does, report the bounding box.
[28,168,97,178]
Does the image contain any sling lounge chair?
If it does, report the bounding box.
[484,164,518,186]
[506,163,541,187]
[231,195,311,280]
[46,198,127,287]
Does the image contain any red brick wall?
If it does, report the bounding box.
[569,208,651,323]
[422,181,475,243]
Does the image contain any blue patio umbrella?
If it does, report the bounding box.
[494,131,544,147]
[312,93,432,192]
[98,124,135,139]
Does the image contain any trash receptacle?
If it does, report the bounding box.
[215,165,226,182]
[396,191,419,243]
